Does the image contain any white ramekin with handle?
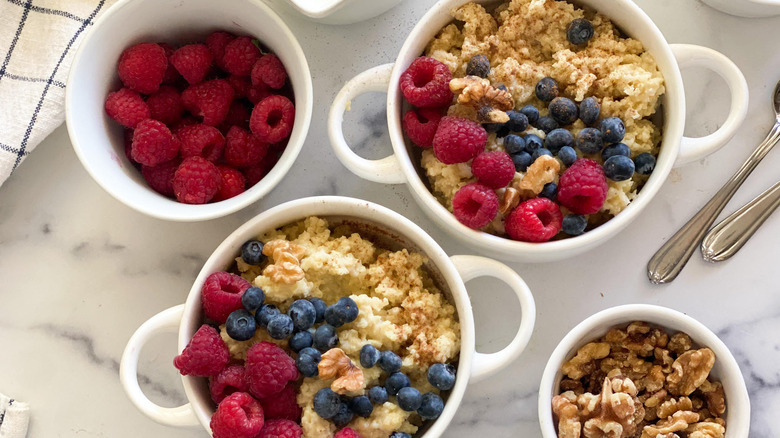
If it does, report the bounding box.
[119,196,536,436]
[702,0,780,18]
[269,0,406,25]
[538,304,750,437]
[328,0,749,263]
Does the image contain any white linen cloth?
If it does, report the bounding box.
[0,393,28,438]
[0,0,116,187]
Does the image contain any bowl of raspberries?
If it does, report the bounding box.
[66,0,313,221]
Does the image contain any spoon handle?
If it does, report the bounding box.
[647,121,780,284]
[701,180,780,262]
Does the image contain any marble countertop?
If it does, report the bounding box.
[1,0,779,436]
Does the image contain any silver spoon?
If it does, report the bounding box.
[701,180,780,262]
[647,80,780,284]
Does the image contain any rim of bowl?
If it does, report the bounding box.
[285,0,347,17]
[65,0,313,222]
[176,196,477,436]
[537,304,750,438]
[385,0,685,259]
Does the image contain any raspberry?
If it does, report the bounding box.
[172,156,222,204]
[173,324,229,376]
[259,383,301,421]
[402,107,444,148]
[471,151,515,189]
[247,84,273,105]
[258,419,302,438]
[223,102,252,130]
[206,31,235,71]
[251,54,287,89]
[227,75,252,98]
[123,129,136,164]
[399,57,453,108]
[225,126,269,168]
[334,428,363,438]
[250,95,295,144]
[242,162,267,187]
[222,36,261,76]
[210,365,249,404]
[146,85,183,126]
[131,119,179,166]
[505,198,563,242]
[452,183,499,229]
[172,116,199,130]
[245,342,298,399]
[213,166,247,202]
[105,88,150,129]
[432,116,487,164]
[117,42,167,95]
[141,158,180,197]
[181,79,235,126]
[210,392,264,438]
[170,44,213,85]
[158,43,181,84]
[557,158,608,214]
[176,124,225,162]
[201,271,252,323]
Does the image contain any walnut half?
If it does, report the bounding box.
[318,348,365,394]
[666,348,715,396]
[262,240,306,284]
[449,75,514,123]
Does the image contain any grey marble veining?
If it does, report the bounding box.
[0,0,779,436]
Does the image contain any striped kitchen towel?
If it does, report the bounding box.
[0,0,116,187]
[0,393,28,438]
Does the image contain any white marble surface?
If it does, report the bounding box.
[1,0,779,436]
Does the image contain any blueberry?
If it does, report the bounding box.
[483,122,504,133]
[562,214,588,236]
[602,143,631,161]
[536,116,559,133]
[313,324,339,351]
[545,128,573,154]
[368,386,388,404]
[324,297,359,327]
[549,97,578,126]
[313,388,341,419]
[296,349,320,377]
[397,387,422,412]
[241,287,265,312]
[255,304,280,328]
[378,350,402,373]
[226,309,257,341]
[531,148,553,162]
[390,433,411,438]
[418,393,445,420]
[240,240,266,265]
[567,18,594,45]
[519,105,539,125]
[299,347,322,362]
[309,297,327,323]
[266,313,294,339]
[579,97,601,125]
[511,151,533,172]
[558,146,577,167]
[504,134,526,155]
[524,134,544,153]
[495,125,511,138]
[505,111,529,133]
[288,299,316,331]
[535,77,559,102]
[332,402,354,427]
[634,152,656,175]
[427,363,456,391]
[290,330,313,352]
[349,395,373,418]
[603,155,636,181]
[575,128,604,155]
[360,344,381,368]
[466,54,491,78]
[540,182,557,201]
[385,372,411,396]
[600,117,625,143]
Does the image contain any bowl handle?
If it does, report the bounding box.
[450,255,536,383]
[671,44,749,167]
[119,304,200,427]
[328,63,406,184]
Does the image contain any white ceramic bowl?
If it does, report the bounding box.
[328,0,749,263]
[66,0,313,222]
[275,0,406,25]
[119,196,536,436]
[702,0,780,18]
[538,304,750,438]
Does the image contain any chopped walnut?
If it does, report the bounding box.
[607,322,668,357]
[262,240,306,284]
[499,187,520,216]
[318,348,364,394]
[514,155,560,198]
[561,378,585,395]
[698,380,725,417]
[657,397,692,419]
[579,376,641,438]
[666,348,715,396]
[654,347,675,373]
[686,421,725,438]
[642,366,665,393]
[644,390,668,409]
[641,411,699,438]
[553,393,582,438]
[667,333,693,355]
[562,342,611,380]
[600,352,654,382]
[449,75,514,123]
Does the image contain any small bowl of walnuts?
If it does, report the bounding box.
[538,304,750,438]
